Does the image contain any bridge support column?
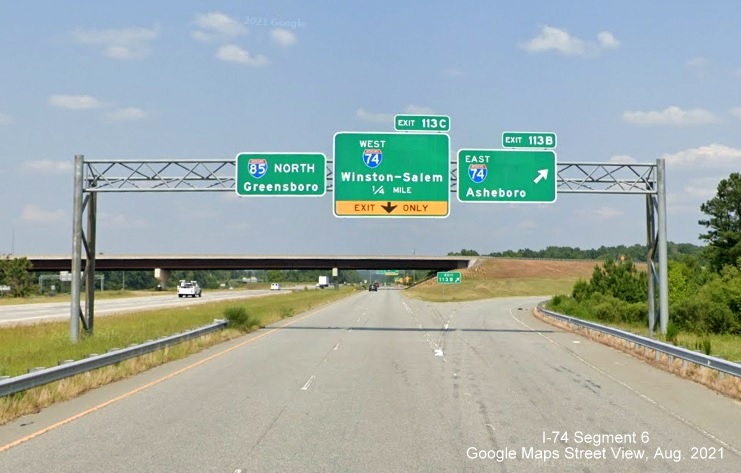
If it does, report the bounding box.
[154,268,170,289]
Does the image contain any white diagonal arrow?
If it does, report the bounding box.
[534,169,548,184]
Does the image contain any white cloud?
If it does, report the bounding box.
[72,25,159,59]
[667,177,722,214]
[192,12,247,42]
[100,212,147,228]
[661,144,741,168]
[441,68,463,77]
[21,204,64,223]
[356,105,435,123]
[270,28,297,47]
[0,113,13,125]
[22,160,72,173]
[596,207,624,219]
[216,44,269,66]
[356,108,393,124]
[105,107,148,121]
[404,104,434,115]
[730,107,741,118]
[48,94,103,110]
[665,195,700,215]
[596,31,620,49]
[514,220,538,232]
[608,154,637,164]
[622,106,719,126]
[578,206,624,220]
[520,26,619,57]
[687,57,709,68]
[683,181,718,199]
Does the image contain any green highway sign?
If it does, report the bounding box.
[457,149,557,203]
[376,270,399,275]
[394,114,451,132]
[437,271,461,284]
[502,132,557,149]
[236,153,326,197]
[333,132,450,217]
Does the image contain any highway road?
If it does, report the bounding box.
[0,288,291,325]
[1,289,740,472]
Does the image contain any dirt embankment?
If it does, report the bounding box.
[420,258,600,286]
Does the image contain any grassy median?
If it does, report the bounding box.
[0,286,355,424]
[0,287,354,377]
[0,289,163,306]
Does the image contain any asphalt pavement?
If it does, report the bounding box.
[1,288,740,472]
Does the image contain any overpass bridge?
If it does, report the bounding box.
[23,254,477,272]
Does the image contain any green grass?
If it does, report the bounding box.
[666,331,741,362]
[0,285,304,306]
[405,277,579,302]
[0,290,170,306]
[544,313,741,363]
[0,286,356,377]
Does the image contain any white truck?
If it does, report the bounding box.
[177,280,202,298]
[316,275,330,289]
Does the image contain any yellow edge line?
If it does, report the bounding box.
[0,307,324,453]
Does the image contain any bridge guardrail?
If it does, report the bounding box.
[0,320,227,398]
[537,304,741,379]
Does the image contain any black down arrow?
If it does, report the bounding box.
[381,202,398,213]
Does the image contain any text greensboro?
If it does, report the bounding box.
[242,182,321,193]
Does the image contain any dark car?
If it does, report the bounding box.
[369,284,377,292]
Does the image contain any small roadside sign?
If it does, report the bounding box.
[437,272,461,284]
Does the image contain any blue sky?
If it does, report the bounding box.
[2,1,741,256]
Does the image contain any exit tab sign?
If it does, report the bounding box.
[395,114,450,132]
[502,132,557,149]
[437,271,461,284]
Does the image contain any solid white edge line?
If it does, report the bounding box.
[510,305,741,458]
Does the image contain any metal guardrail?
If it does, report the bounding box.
[537,304,741,378]
[0,320,227,398]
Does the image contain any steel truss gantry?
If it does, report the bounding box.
[70,156,667,341]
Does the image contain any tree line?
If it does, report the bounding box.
[448,242,703,262]
[2,268,367,294]
[548,172,741,339]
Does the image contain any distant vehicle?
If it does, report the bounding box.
[316,275,330,289]
[177,280,202,298]
[270,283,281,290]
[369,282,378,292]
